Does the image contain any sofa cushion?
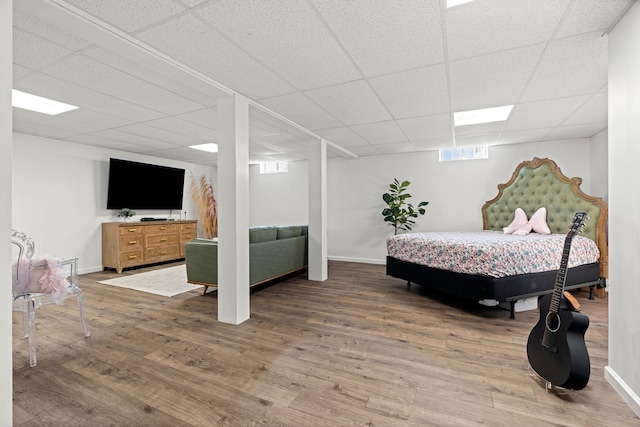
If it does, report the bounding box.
[249,226,278,243]
[277,226,302,239]
[299,225,308,236]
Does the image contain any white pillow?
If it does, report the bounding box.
[503,207,551,235]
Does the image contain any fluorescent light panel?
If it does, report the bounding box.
[189,143,218,153]
[454,105,514,127]
[447,0,476,8]
[12,89,78,115]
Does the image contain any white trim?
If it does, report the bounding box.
[604,366,640,419]
[328,256,386,265]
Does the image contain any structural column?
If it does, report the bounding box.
[217,95,250,324]
[0,0,12,423]
[308,138,328,281]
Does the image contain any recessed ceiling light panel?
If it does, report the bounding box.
[454,105,514,127]
[447,0,476,8]
[11,89,78,115]
[189,143,218,153]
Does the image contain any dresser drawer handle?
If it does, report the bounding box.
[160,238,167,242]
[160,227,166,230]
[128,240,137,245]
[128,228,137,232]
[128,255,137,259]
[160,251,166,255]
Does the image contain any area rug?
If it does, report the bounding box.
[97,265,202,297]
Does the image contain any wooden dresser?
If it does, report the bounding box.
[102,220,197,273]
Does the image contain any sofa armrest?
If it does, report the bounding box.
[185,240,218,286]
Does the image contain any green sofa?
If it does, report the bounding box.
[185,225,308,294]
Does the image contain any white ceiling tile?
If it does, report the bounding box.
[42,54,205,116]
[374,142,417,155]
[13,64,33,81]
[396,114,453,141]
[115,123,207,146]
[181,0,209,7]
[15,73,166,122]
[81,47,220,107]
[305,80,392,126]
[151,147,218,165]
[13,9,91,51]
[311,0,444,76]
[259,93,342,130]
[13,28,74,69]
[544,122,608,141]
[562,92,608,126]
[449,43,545,111]
[350,121,407,145]
[557,0,635,38]
[197,1,361,90]
[63,0,186,33]
[505,96,591,131]
[412,138,455,151]
[137,14,295,99]
[92,129,181,150]
[521,32,608,102]
[369,65,450,119]
[63,133,152,152]
[345,145,383,157]
[454,133,499,146]
[446,0,570,60]
[144,117,217,141]
[454,121,506,137]
[249,144,280,156]
[13,108,105,134]
[175,108,217,130]
[314,127,370,148]
[13,121,81,139]
[495,128,554,145]
[61,108,134,129]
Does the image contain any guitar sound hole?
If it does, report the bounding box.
[545,312,561,333]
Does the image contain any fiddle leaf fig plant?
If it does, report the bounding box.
[382,178,429,235]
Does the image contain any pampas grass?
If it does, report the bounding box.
[190,173,218,239]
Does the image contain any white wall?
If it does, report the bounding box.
[12,133,215,273]
[250,138,597,264]
[606,1,640,416]
[1,0,13,423]
[590,128,609,202]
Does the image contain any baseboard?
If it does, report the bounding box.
[604,365,640,419]
[79,265,105,275]
[328,256,385,265]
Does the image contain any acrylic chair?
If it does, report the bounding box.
[11,229,91,367]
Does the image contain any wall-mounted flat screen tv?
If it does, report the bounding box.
[106,158,185,210]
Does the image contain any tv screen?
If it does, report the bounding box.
[106,158,185,210]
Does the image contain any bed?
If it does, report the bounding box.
[386,157,608,318]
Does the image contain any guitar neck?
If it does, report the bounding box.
[549,235,573,314]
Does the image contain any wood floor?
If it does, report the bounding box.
[12,261,639,426]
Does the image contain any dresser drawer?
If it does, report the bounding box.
[146,245,180,262]
[119,250,144,266]
[145,233,179,247]
[119,235,143,249]
[180,231,197,242]
[144,224,178,234]
[119,226,144,236]
[180,223,196,232]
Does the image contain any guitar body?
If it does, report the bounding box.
[527,294,590,390]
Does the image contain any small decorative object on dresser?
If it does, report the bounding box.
[102,220,197,273]
[116,208,135,222]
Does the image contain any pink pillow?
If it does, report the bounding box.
[12,257,70,303]
[529,207,551,234]
[503,208,528,234]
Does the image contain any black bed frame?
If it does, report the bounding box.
[386,256,603,319]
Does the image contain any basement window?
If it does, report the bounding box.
[259,161,289,174]
[439,145,488,162]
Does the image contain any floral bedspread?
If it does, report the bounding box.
[386,231,600,278]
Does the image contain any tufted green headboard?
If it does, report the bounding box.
[482,157,608,279]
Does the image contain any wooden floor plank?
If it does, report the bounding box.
[12,260,640,426]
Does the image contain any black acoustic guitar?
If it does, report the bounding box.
[526,212,590,390]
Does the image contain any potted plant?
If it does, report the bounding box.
[382,179,428,235]
[117,208,136,221]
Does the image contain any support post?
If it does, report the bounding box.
[217,95,250,324]
[308,138,328,281]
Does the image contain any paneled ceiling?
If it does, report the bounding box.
[12,0,633,166]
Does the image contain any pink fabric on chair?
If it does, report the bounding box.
[12,257,70,303]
